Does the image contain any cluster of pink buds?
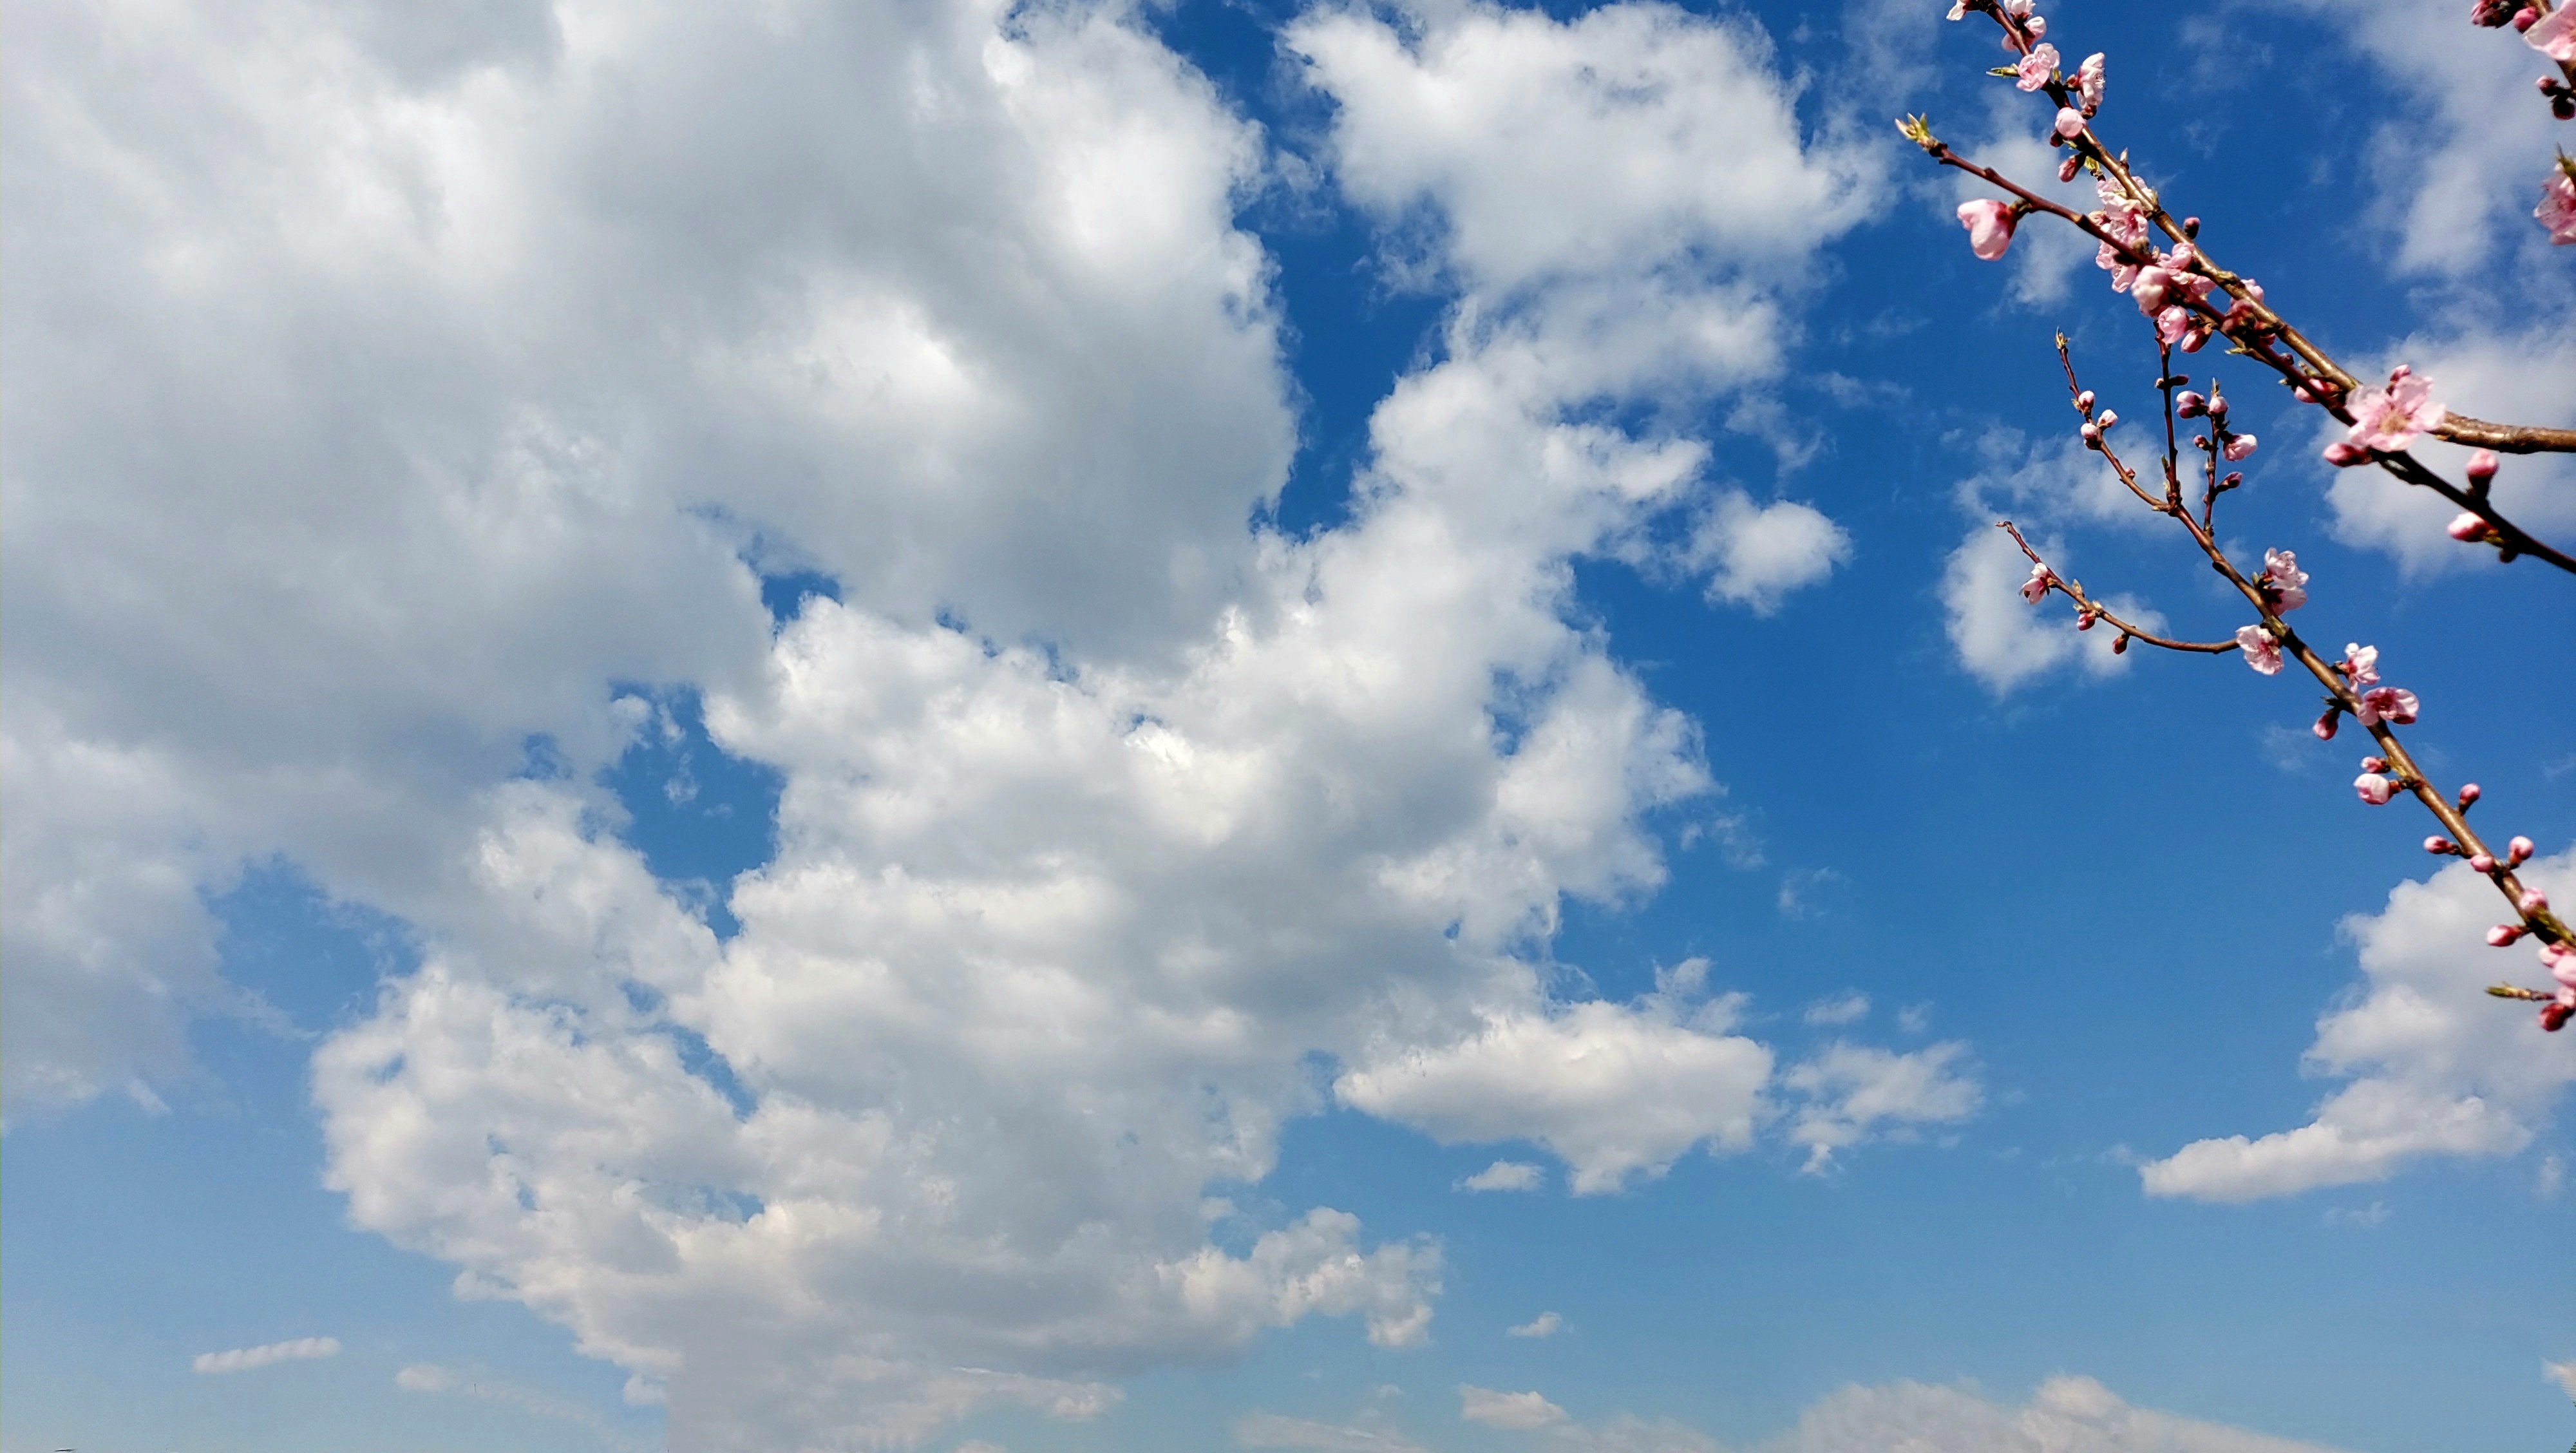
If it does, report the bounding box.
[2177,381,2257,461]
[2233,544,2305,676]
[2354,756,2400,805]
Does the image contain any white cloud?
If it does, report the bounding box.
[1236,1411,1429,1453]
[1507,1311,1562,1339]
[1687,493,1852,614]
[2322,328,2576,576]
[1782,1041,1983,1172]
[2281,0,2573,275]
[1459,1160,1544,1193]
[8,0,1895,1444]
[1802,991,1870,1027]
[2546,1360,2576,1402]
[1336,992,1771,1195]
[1461,1386,1570,1430]
[1752,1374,2351,1453]
[2142,850,2576,1202]
[192,1336,340,1374]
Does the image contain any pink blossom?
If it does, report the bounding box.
[2490,924,2528,947]
[1959,200,2018,260]
[2528,3,2576,60]
[2235,623,2282,674]
[2312,709,2340,741]
[2132,266,2175,312]
[2096,409,2118,430]
[2360,755,2388,774]
[2341,643,2379,686]
[2425,836,2458,855]
[2076,52,2105,111]
[2523,887,2553,915]
[2260,547,2307,611]
[2021,562,2054,603]
[2354,687,2420,726]
[1946,0,1967,18]
[2322,441,2371,467]
[2344,366,2446,453]
[2175,390,2206,417]
[2510,835,2535,865]
[2222,433,2258,461]
[2156,305,2190,344]
[2058,151,2082,182]
[2016,42,2060,91]
[2447,511,2492,542]
[2467,448,2499,483]
[2025,13,2048,39]
[2471,852,2498,874]
[2054,106,2085,138]
[2457,782,2481,808]
[2354,772,2396,805]
[2539,171,2576,245]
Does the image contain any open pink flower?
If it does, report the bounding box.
[2020,562,2054,603]
[2235,623,2282,674]
[1959,200,2018,260]
[2541,171,2576,246]
[2016,42,2060,91]
[2222,433,2258,461]
[2354,772,2396,805]
[2260,547,2307,611]
[2528,3,2576,61]
[2341,643,2379,686]
[2344,366,2446,452]
[2354,686,2420,726]
[2076,52,2105,111]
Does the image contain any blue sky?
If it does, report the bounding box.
[5,0,2573,1450]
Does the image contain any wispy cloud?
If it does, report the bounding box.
[192,1336,338,1374]
[1457,1160,1544,1193]
[1508,1311,1563,1339]
[397,1363,649,1453]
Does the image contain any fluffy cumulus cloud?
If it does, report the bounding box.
[2143,850,2576,1202]
[191,1336,340,1374]
[4,0,1938,1444]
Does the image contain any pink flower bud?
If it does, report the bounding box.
[2132,267,2174,312]
[2080,423,2101,446]
[2470,853,2498,874]
[2312,710,2340,741]
[2076,390,2096,411]
[2425,836,2458,855]
[2322,441,2371,467]
[2467,448,2499,482]
[2521,888,2551,915]
[2509,835,2535,865]
[2096,409,2118,430]
[2514,5,2539,30]
[1957,200,2018,261]
[2054,106,2085,138]
[2175,390,2207,417]
[2546,1000,2573,1032]
[2447,512,2490,542]
[2223,433,2258,461]
[2026,13,2047,38]
[2360,755,2388,774]
[2456,783,2480,809]
[2354,772,2396,806]
[2058,151,2081,182]
[2490,924,2528,946]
